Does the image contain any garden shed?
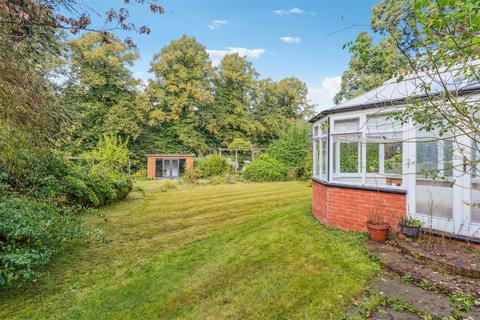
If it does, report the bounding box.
[310,69,480,238]
[146,154,194,179]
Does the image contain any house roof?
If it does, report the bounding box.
[309,64,480,122]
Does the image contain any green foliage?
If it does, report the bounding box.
[0,199,87,287]
[208,54,259,145]
[0,133,131,287]
[243,154,289,182]
[304,152,313,179]
[335,32,406,104]
[338,142,359,173]
[227,138,253,150]
[268,121,310,174]
[64,33,144,153]
[400,217,423,228]
[147,36,214,155]
[160,180,177,192]
[196,154,231,178]
[253,78,314,145]
[84,135,130,173]
[449,293,475,312]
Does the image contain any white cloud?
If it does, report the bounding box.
[274,8,307,15]
[280,36,301,44]
[308,76,342,111]
[207,47,266,66]
[208,19,228,30]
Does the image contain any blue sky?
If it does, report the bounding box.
[83,0,378,110]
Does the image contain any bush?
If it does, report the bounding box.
[196,154,231,178]
[243,154,289,182]
[160,180,177,192]
[268,121,310,178]
[304,152,313,179]
[0,199,88,287]
[209,175,229,185]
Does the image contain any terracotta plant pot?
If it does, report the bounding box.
[366,222,390,242]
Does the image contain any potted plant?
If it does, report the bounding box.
[366,210,390,242]
[398,217,423,238]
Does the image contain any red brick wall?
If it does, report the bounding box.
[312,180,406,232]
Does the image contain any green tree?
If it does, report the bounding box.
[147,36,214,155]
[64,33,144,153]
[253,77,314,145]
[334,32,406,104]
[208,53,259,145]
[268,121,310,176]
[381,0,480,163]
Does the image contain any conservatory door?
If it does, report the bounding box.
[467,142,480,237]
[410,132,457,234]
[407,131,480,237]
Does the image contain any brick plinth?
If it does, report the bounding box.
[312,179,406,232]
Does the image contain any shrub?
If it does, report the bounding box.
[304,152,313,179]
[178,169,199,185]
[83,135,130,173]
[0,199,88,287]
[196,154,231,178]
[209,175,229,185]
[268,121,310,178]
[243,155,289,182]
[161,180,177,190]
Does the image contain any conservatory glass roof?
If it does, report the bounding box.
[310,64,480,122]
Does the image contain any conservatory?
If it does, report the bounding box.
[310,71,480,238]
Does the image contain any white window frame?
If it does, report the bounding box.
[330,115,363,181]
[313,120,328,181]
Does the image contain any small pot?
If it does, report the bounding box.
[366,222,390,242]
[399,223,421,238]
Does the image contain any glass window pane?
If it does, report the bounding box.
[416,135,453,219]
[443,140,453,177]
[367,143,379,173]
[321,138,327,177]
[385,142,402,175]
[366,113,401,133]
[313,126,319,137]
[340,142,359,173]
[333,118,359,133]
[416,141,438,174]
[471,141,480,223]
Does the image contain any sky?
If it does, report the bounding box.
[82,0,379,111]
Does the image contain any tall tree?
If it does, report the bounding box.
[208,53,259,146]
[334,32,406,104]
[64,33,144,153]
[253,77,314,145]
[378,0,480,153]
[146,36,214,155]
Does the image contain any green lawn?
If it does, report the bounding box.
[0,181,377,319]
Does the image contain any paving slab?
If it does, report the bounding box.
[373,276,452,319]
[365,240,480,298]
[372,306,422,320]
